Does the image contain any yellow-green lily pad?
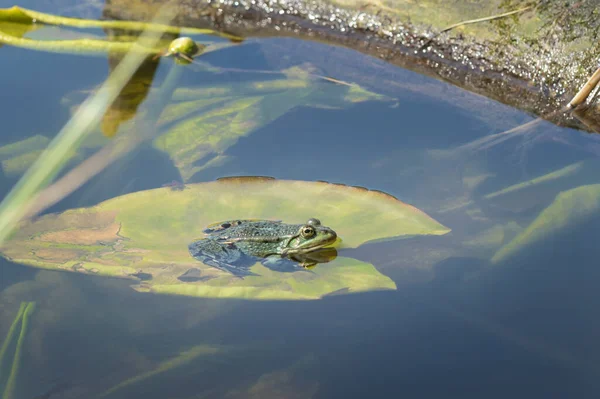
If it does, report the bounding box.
[0,177,450,300]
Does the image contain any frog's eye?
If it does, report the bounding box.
[301,226,316,238]
[306,218,321,226]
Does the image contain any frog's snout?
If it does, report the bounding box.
[325,228,337,241]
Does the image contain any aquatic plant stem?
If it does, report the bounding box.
[0,31,161,55]
[0,303,27,384]
[0,6,242,41]
[0,6,177,245]
[100,345,221,397]
[2,302,35,399]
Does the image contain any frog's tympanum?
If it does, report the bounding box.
[188,218,338,277]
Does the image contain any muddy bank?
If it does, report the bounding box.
[103,0,600,132]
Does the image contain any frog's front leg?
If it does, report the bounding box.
[298,261,317,269]
[261,256,310,273]
[188,239,258,278]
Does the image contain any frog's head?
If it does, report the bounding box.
[281,218,337,256]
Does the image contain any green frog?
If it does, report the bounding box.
[188,218,337,277]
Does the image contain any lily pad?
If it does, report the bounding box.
[0,177,450,300]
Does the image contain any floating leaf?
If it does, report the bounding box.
[0,177,449,300]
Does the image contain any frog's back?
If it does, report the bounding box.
[203,219,296,238]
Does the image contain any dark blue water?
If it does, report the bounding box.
[1,5,600,398]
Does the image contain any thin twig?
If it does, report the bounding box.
[419,6,533,51]
[191,60,356,87]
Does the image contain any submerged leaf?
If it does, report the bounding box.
[0,135,50,177]
[154,77,393,180]
[0,177,449,300]
[101,345,224,397]
[492,184,600,263]
[481,159,600,214]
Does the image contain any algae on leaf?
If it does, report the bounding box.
[0,177,450,300]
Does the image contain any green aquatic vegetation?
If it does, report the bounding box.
[101,345,224,397]
[0,6,241,55]
[61,71,393,180]
[0,177,450,300]
[0,8,178,245]
[0,135,50,177]
[481,159,600,214]
[0,135,49,160]
[1,150,44,177]
[154,75,392,180]
[225,354,319,399]
[0,304,26,383]
[463,222,523,255]
[492,184,600,263]
[0,302,36,399]
[52,65,389,183]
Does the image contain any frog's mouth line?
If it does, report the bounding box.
[281,239,337,256]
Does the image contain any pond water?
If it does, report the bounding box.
[1,5,600,398]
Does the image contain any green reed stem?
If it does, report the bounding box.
[1,6,241,40]
[0,31,162,55]
[0,303,27,384]
[2,301,35,399]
